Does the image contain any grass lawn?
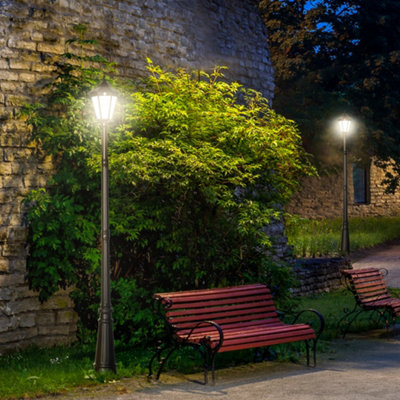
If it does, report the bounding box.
[285,215,400,257]
[2,289,398,399]
[0,342,158,399]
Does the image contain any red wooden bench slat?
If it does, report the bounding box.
[178,321,289,337]
[345,271,380,278]
[175,323,315,348]
[354,287,388,296]
[355,290,388,298]
[352,277,385,285]
[155,283,266,298]
[354,280,386,290]
[181,323,314,341]
[166,300,275,317]
[343,268,382,277]
[168,309,277,325]
[219,334,315,353]
[166,294,274,310]
[176,319,283,336]
[358,295,390,304]
[169,311,279,328]
[222,327,315,345]
[364,298,400,315]
[353,278,387,288]
[156,285,268,302]
[157,288,271,304]
[356,289,387,297]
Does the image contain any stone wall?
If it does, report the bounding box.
[287,162,400,219]
[292,257,351,297]
[0,0,275,351]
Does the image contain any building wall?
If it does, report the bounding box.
[287,162,400,219]
[0,0,275,351]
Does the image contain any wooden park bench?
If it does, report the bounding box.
[338,268,400,338]
[148,283,324,384]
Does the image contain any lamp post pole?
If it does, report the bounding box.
[341,128,350,254]
[94,120,116,372]
[90,80,118,373]
[339,114,352,255]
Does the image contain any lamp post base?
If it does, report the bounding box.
[341,226,350,255]
[94,308,116,372]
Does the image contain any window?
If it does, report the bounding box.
[352,164,369,204]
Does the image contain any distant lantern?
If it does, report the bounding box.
[338,114,352,136]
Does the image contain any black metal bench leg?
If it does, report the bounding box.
[199,346,218,385]
[148,343,168,378]
[313,339,317,367]
[210,351,218,385]
[202,349,209,385]
[305,340,310,366]
[305,339,317,367]
[156,346,178,380]
[196,346,210,385]
[148,344,179,381]
[338,307,363,338]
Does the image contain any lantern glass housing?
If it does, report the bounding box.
[90,80,118,122]
[338,114,352,135]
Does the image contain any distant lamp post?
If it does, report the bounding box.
[90,80,118,372]
[338,114,352,254]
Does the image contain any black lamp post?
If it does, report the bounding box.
[90,80,118,372]
[338,114,352,255]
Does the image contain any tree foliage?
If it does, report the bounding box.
[260,0,400,187]
[22,51,312,343]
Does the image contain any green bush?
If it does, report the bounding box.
[22,51,313,344]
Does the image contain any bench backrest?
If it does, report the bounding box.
[154,283,280,334]
[342,268,390,305]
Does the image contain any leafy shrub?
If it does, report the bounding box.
[22,49,313,344]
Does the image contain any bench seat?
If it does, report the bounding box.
[175,321,316,352]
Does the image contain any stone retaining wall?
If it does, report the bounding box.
[0,285,77,352]
[292,257,352,297]
[0,0,276,351]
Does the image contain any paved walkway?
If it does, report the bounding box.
[350,241,400,287]
[136,337,400,400]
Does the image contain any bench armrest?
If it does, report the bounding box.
[184,320,224,351]
[291,309,325,339]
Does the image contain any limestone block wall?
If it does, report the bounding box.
[287,162,400,219]
[0,285,77,352]
[0,0,275,351]
[292,257,351,297]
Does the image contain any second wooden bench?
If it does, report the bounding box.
[338,268,400,337]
